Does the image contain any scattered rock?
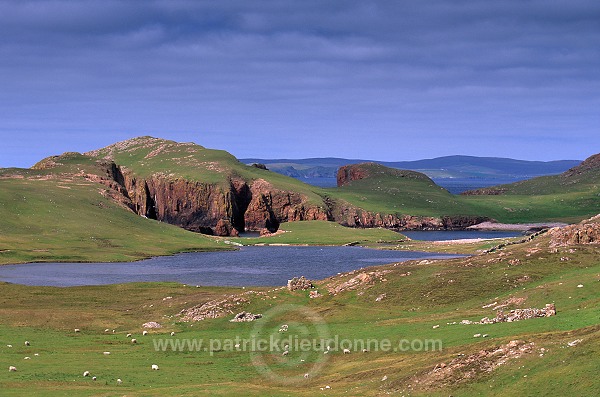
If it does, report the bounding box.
[142,322,162,329]
[326,270,391,295]
[309,290,322,299]
[180,294,251,322]
[230,311,262,322]
[375,293,387,302]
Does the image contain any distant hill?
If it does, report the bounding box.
[240,155,581,191]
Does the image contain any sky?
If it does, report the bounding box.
[1,0,599,168]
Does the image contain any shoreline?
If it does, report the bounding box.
[467,221,568,231]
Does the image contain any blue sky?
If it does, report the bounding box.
[1,0,599,168]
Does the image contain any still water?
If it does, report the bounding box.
[0,246,461,287]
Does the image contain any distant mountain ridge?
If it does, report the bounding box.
[240,155,581,181]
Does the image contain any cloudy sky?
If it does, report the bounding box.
[1,0,599,167]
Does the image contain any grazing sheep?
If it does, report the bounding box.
[24,357,31,360]
[7,345,12,348]
[92,376,97,381]
[151,364,159,370]
[103,352,111,355]
[74,329,80,333]
[9,366,17,372]
[104,329,110,333]
[83,371,90,377]
[282,350,289,356]
[362,349,368,353]
[170,332,175,336]
[343,348,351,354]
[24,341,30,346]
[142,331,148,336]
[284,344,289,350]
[117,378,122,385]
[34,353,39,356]
[131,338,137,344]
[304,373,309,379]
[126,333,132,338]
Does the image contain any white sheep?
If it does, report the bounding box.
[282,350,289,356]
[131,338,137,344]
[74,329,80,333]
[92,376,97,381]
[142,331,148,336]
[103,352,111,355]
[34,353,39,357]
[24,357,31,360]
[151,364,159,370]
[9,366,17,372]
[117,378,122,385]
[304,373,309,379]
[104,328,110,333]
[6,344,12,348]
[170,331,175,336]
[126,333,132,338]
[24,341,30,346]
[343,348,351,354]
[362,349,368,353]
[83,371,90,377]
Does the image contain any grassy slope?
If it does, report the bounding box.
[0,227,599,395]
[462,156,600,223]
[0,177,227,265]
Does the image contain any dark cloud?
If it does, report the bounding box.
[0,0,599,167]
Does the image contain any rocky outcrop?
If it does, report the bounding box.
[287,276,314,291]
[230,311,262,322]
[479,304,556,324]
[337,163,374,186]
[548,214,600,246]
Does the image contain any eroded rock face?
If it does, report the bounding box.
[91,163,328,236]
[337,164,374,187]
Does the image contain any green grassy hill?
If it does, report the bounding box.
[462,153,600,223]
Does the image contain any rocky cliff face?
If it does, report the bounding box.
[87,161,329,236]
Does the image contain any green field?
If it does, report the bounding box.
[0,178,228,265]
[0,228,599,396]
